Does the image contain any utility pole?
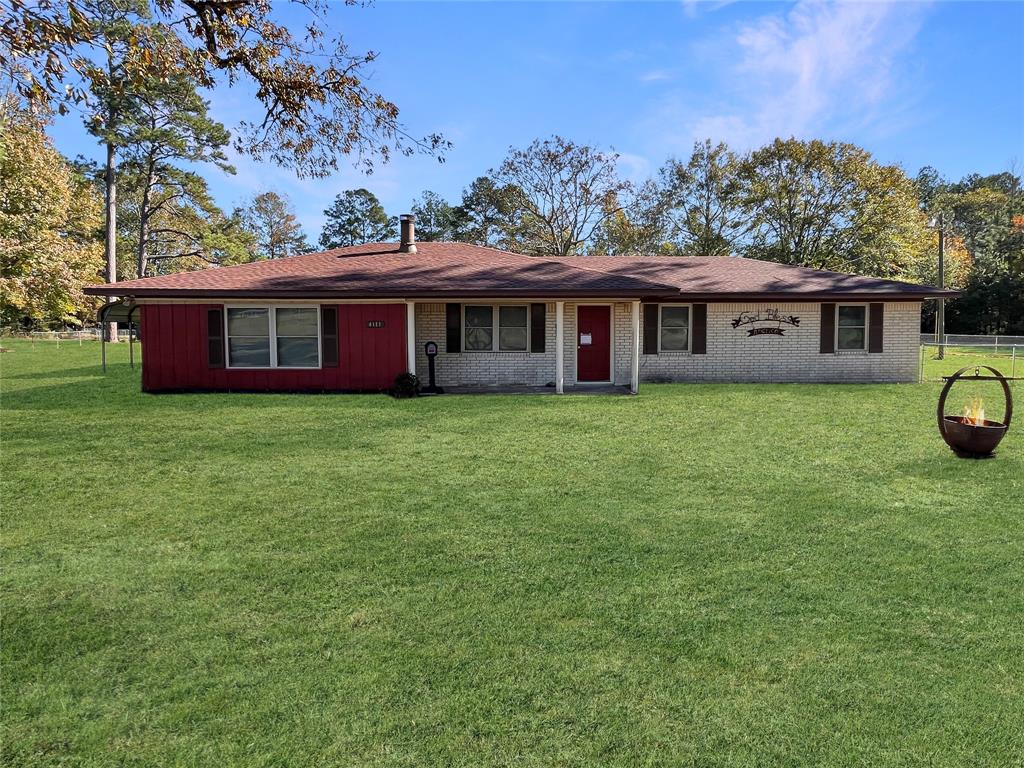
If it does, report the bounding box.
[936,212,945,360]
[104,45,119,343]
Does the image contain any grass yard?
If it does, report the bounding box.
[2,340,1022,767]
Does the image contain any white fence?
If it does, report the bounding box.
[919,341,1021,382]
[920,334,1024,353]
[0,328,135,347]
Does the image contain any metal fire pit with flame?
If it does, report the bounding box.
[937,365,1015,459]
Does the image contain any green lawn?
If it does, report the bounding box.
[2,340,1022,767]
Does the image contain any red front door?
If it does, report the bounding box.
[577,305,611,382]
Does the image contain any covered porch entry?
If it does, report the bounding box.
[407,299,642,394]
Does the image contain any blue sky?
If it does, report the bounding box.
[48,1,1024,239]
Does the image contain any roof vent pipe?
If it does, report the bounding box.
[399,214,417,253]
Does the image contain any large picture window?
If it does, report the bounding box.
[226,306,321,368]
[659,305,690,352]
[837,305,867,350]
[464,305,529,352]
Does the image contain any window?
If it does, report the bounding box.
[464,305,493,351]
[499,306,528,351]
[659,305,690,352]
[464,305,529,352]
[226,306,320,368]
[837,305,867,350]
[275,307,319,367]
[227,308,271,367]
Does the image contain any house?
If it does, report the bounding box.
[85,216,956,393]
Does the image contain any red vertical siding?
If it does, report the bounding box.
[139,302,407,393]
[183,304,199,378]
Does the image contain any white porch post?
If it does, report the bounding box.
[630,300,640,394]
[555,301,565,394]
[406,301,416,374]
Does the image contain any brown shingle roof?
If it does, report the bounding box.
[85,242,957,300]
[554,256,957,300]
[87,242,675,298]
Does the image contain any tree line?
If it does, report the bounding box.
[4,112,1021,335]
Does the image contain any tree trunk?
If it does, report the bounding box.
[137,170,152,279]
[104,138,119,342]
[136,214,149,280]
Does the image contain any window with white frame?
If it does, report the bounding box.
[226,306,320,368]
[659,305,690,352]
[464,305,529,352]
[275,307,320,366]
[227,308,271,367]
[836,305,867,351]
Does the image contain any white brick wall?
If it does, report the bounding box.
[414,301,922,387]
[635,302,920,383]
[415,303,558,387]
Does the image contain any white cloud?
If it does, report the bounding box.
[615,151,653,183]
[639,69,674,83]
[682,0,742,19]
[637,1,931,153]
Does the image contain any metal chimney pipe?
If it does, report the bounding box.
[399,214,417,253]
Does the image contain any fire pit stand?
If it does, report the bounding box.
[937,365,1016,459]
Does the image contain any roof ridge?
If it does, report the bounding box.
[303,240,539,263]
[528,253,679,290]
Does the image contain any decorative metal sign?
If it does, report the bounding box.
[731,309,800,337]
[367,320,385,328]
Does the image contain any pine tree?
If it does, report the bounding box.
[241,192,310,260]
[117,74,236,277]
[319,190,396,249]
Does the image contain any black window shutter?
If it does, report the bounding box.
[530,303,546,353]
[321,306,339,367]
[207,307,224,368]
[868,303,884,353]
[445,303,461,353]
[820,303,836,354]
[691,304,707,354]
[643,304,659,355]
